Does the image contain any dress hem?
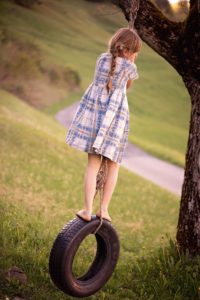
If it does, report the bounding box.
[66,140,122,165]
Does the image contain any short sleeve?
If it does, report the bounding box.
[95,53,102,67]
[128,63,139,80]
[94,53,107,75]
[95,53,108,67]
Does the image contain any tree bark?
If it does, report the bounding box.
[176,76,200,256]
[114,0,200,255]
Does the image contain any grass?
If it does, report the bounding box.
[0,0,190,167]
[0,90,199,300]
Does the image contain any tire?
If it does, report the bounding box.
[49,215,120,298]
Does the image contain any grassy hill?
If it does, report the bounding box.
[0,2,198,299]
[1,89,199,300]
[0,0,190,167]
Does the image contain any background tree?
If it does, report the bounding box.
[113,0,200,256]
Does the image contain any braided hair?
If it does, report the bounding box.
[107,45,120,91]
[107,27,142,92]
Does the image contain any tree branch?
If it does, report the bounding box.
[177,0,200,80]
[112,0,199,79]
[113,0,183,71]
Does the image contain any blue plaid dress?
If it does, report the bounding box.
[66,52,139,164]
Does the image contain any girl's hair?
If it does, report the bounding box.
[107,27,142,91]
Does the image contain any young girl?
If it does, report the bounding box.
[66,27,142,222]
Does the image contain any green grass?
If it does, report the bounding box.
[0,90,199,300]
[0,0,190,167]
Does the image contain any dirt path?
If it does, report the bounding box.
[55,102,184,197]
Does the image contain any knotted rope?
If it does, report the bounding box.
[93,156,108,234]
[128,0,140,29]
[92,1,140,232]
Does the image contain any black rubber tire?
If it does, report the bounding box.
[49,215,120,298]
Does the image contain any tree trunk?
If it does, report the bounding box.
[176,77,200,256]
[114,0,200,255]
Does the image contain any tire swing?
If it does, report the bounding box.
[49,2,140,294]
[49,157,120,298]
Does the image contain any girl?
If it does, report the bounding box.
[66,27,142,222]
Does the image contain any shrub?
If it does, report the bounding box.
[63,67,81,89]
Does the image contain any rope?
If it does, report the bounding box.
[91,27,133,234]
[92,2,140,235]
[128,0,140,29]
[92,70,109,234]
[93,156,108,235]
[92,56,127,234]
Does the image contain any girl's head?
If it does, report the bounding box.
[108,27,141,59]
[107,27,142,90]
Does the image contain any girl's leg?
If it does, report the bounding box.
[76,153,102,221]
[96,158,120,221]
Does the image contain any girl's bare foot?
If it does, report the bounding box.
[76,209,91,221]
[95,210,112,222]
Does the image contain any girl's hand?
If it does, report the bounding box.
[129,52,138,63]
[126,79,133,89]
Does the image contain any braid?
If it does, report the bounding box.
[106,27,142,92]
[107,47,118,92]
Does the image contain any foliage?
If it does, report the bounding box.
[63,67,81,88]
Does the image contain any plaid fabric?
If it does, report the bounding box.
[66,52,139,164]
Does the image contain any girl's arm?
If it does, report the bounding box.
[126,79,133,89]
[126,53,138,89]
